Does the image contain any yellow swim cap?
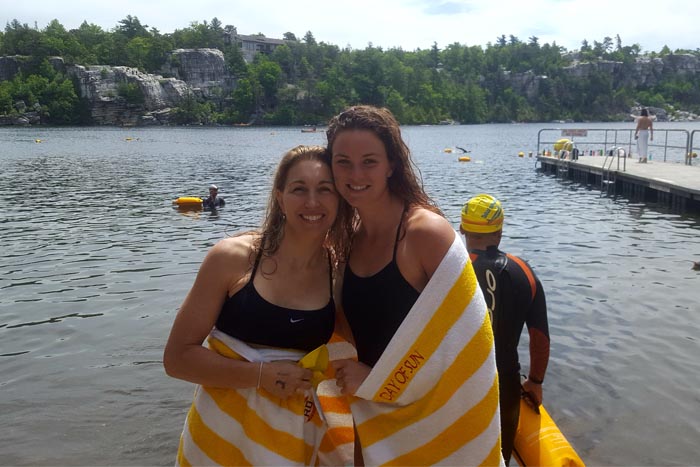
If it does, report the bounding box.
[461,194,504,233]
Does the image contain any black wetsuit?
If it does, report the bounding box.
[215,249,334,352]
[342,215,420,367]
[203,196,225,209]
[469,246,550,465]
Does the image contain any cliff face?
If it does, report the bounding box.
[161,48,235,98]
[561,54,700,87]
[0,49,232,125]
[0,56,22,81]
[67,64,191,125]
[506,54,700,120]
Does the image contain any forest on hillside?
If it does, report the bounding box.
[1,16,700,125]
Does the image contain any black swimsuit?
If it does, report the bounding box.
[342,214,420,367]
[215,249,335,352]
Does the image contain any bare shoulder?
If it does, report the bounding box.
[203,233,258,274]
[403,207,456,278]
[405,207,455,248]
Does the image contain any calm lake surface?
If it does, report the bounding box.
[1,123,699,466]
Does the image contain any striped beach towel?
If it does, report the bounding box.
[175,329,354,466]
[350,232,504,466]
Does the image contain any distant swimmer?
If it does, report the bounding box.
[203,184,225,209]
[456,146,470,153]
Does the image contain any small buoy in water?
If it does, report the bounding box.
[518,151,524,158]
[458,156,471,162]
[444,148,453,153]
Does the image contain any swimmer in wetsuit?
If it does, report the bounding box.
[163,145,354,464]
[460,193,550,466]
[203,184,225,209]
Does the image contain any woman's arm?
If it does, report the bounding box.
[163,236,257,388]
[399,208,456,292]
[163,235,313,394]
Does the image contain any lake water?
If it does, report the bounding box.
[1,123,699,466]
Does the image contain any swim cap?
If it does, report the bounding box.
[461,194,504,233]
[209,184,218,190]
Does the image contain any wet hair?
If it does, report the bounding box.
[258,145,353,262]
[641,108,649,117]
[325,105,443,217]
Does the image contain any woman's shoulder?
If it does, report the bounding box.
[207,232,259,265]
[404,207,455,246]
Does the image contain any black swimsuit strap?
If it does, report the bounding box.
[392,207,408,261]
[326,249,333,297]
[249,246,263,283]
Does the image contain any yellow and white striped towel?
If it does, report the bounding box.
[351,232,504,466]
[175,329,354,466]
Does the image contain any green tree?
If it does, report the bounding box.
[117,82,145,105]
[116,15,149,39]
[229,78,255,122]
[251,56,282,108]
[41,77,79,123]
[172,91,212,124]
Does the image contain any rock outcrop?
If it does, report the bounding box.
[0,49,233,126]
[497,53,700,121]
[67,64,191,125]
[0,56,23,81]
[161,48,235,98]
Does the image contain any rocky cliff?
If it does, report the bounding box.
[561,54,700,87]
[0,48,234,126]
[67,63,191,125]
[505,54,700,120]
[161,48,235,98]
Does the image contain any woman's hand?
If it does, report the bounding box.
[332,359,371,395]
[259,361,313,399]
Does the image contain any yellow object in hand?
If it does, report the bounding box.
[298,345,329,388]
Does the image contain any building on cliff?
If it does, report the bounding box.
[224,32,287,63]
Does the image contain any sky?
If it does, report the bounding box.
[1,0,698,54]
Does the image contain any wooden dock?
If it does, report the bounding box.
[537,155,700,212]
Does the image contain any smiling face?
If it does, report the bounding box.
[275,159,339,234]
[330,129,394,208]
